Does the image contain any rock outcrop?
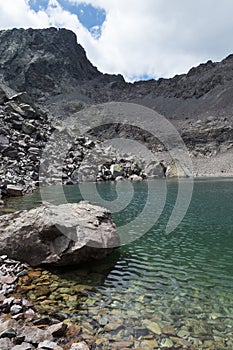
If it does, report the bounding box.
[181,116,233,156]
[0,202,119,266]
[0,90,53,196]
[0,27,101,97]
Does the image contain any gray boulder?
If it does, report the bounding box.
[0,201,119,266]
[144,161,165,178]
[6,185,24,197]
[166,159,191,178]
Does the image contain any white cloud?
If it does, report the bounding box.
[1,0,233,81]
[75,0,233,80]
[0,0,49,28]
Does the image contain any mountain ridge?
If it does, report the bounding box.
[1,27,233,117]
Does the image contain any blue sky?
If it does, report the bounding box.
[1,0,233,82]
[28,0,106,38]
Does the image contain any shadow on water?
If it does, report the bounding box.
[46,249,122,288]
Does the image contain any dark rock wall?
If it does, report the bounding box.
[0,27,101,96]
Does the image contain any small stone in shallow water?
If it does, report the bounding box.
[24,308,36,320]
[11,343,35,350]
[95,337,108,346]
[97,315,108,326]
[177,329,190,338]
[141,340,159,349]
[0,255,8,260]
[0,327,17,338]
[142,320,162,335]
[70,342,90,350]
[111,341,134,349]
[203,340,216,349]
[127,310,138,318]
[209,312,222,320]
[47,322,67,337]
[162,324,176,336]
[170,337,192,348]
[134,326,149,338]
[186,319,211,336]
[2,296,15,306]
[22,299,34,308]
[160,338,174,348]
[10,304,23,314]
[37,340,61,349]
[104,318,123,332]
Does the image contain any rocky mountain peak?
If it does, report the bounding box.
[1,27,233,119]
[0,27,101,96]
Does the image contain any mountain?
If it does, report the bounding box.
[1,27,233,119]
[1,27,233,118]
[0,27,101,97]
[0,27,232,180]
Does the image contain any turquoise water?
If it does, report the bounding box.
[3,179,233,348]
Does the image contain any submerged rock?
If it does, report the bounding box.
[0,201,119,266]
[70,342,90,350]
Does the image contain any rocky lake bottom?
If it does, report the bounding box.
[1,179,233,349]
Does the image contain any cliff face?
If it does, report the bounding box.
[0,27,101,96]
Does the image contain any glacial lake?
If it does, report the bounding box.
[3,179,233,349]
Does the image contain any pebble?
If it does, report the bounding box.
[111,341,134,349]
[160,337,174,347]
[11,343,35,350]
[47,322,67,337]
[141,340,158,349]
[0,327,17,338]
[162,324,176,336]
[177,329,190,338]
[37,340,62,349]
[142,320,162,335]
[70,342,90,350]
[10,304,23,314]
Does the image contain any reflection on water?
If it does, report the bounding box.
[4,179,233,349]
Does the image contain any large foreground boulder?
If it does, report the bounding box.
[0,201,119,266]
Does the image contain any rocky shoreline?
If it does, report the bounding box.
[0,84,173,205]
[1,83,232,209]
[0,255,92,350]
[1,255,232,350]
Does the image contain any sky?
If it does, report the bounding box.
[1,0,233,81]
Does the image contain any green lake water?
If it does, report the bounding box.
[3,179,233,348]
